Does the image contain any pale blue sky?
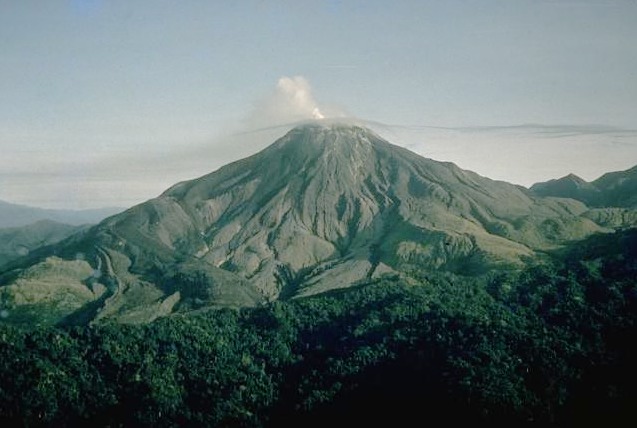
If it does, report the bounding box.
[1,0,636,208]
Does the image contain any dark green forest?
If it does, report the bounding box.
[1,229,635,427]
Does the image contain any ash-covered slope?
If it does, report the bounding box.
[138,123,600,297]
[0,123,609,324]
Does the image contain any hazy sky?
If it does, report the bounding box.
[1,0,636,209]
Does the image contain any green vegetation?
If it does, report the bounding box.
[0,220,82,268]
[0,229,635,426]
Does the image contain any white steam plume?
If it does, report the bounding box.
[246,76,326,128]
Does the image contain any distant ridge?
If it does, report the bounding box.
[531,164,637,208]
[0,199,124,228]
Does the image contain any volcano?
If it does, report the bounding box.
[0,122,621,324]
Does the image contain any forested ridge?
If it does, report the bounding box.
[1,229,635,426]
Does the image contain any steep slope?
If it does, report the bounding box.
[0,123,612,324]
[145,124,601,296]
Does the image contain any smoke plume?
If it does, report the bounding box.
[246,76,326,129]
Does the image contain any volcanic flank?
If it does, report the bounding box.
[0,122,621,324]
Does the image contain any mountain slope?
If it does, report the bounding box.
[148,124,601,294]
[529,174,602,205]
[0,123,614,324]
[531,165,637,208]
[592,164,637,207]
[0,220,85,268]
